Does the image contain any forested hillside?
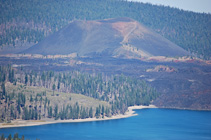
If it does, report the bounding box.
[0,65,158,122]
[0,0,210,59]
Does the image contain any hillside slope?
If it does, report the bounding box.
[1,0,210,59]
[23,18,189,58]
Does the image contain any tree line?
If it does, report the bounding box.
[0,133,39,140]
[0,66,111,121]
[0,65,159,122]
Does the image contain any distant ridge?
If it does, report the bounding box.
[23,17,189,58]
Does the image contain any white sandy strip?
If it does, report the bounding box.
[0,105,157,128]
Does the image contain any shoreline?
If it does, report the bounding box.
[0,105,157,129]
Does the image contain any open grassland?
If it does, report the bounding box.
[5,82,110,110]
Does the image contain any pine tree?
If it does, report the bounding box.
[24,106,29,120]
[25,74,28,85]
[48,106,52,118]
[8,134,12,140]
[102,105,105,116]
[21,135,25,140]
[95,107,100,118]
[54,104,58,119]
[89,107,93,118]
[1,82,6,97]
[8,69,14,83]
[13,133,18,140]
[52,84,56,96]
[1,134,5,140]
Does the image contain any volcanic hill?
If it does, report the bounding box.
[23,17,189,58]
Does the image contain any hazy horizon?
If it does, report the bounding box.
[129,0,211,14]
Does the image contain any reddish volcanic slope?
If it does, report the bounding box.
[23,17,189,58]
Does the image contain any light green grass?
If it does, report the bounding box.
[6,82,110,110]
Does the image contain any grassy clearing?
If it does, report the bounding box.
[5,82,110,111]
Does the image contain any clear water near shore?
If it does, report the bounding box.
[1,108,211,140]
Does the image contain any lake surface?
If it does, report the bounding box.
[1,108,211,140]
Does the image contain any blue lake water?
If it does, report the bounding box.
[1,108,211,140]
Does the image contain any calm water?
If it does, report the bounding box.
[1,109,211,140]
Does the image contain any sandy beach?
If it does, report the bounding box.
[0,105,157,129]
